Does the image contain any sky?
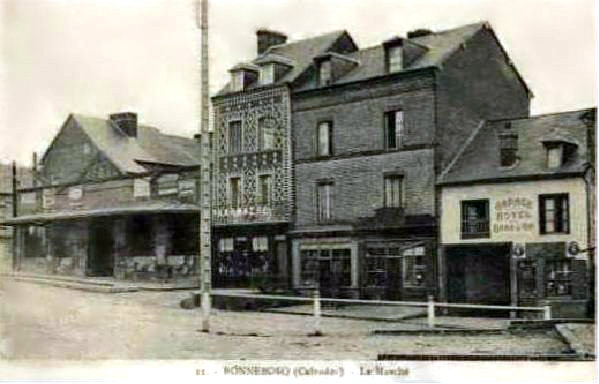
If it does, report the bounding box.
[0,0,596,166]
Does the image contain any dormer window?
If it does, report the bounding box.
[499,134,518,167]
[319,60,332,86]
[387,45,403,73]
[259,64,275,85]
[546,144,563,168]
[231,71,245,92]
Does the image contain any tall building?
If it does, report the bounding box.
[213,21,531,298]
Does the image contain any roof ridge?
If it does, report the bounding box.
[487,107,596,123]
[439,119,486,181]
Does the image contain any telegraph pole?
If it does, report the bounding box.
[196,0,212,332]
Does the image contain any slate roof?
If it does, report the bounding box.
[338,22,484,84]
[216,22,509,96]
[72,114,202,174]
[438,108,596,185]
[216,29,348,96]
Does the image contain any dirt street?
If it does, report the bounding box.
[0,280,569,359]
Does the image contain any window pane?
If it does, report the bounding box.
[388,46,402,72]
[229,121,242,153]
[317,183,332,222]
[259,118,274,150]
[232,71,244,92]
[547,147,562,168]
[320,60,332,85]
[386,112,397,149]
[395,111,404,147]
[318,122,330,156]
[231,178,240,208]
[259,175,271,205]
[384,176,402,208]
[259,64,274,85]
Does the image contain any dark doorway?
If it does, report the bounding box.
[88,221,114,276]
[446,244,510,306]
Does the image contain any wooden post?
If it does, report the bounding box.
[427,294,435,329]
[544,305,552,320]
[313,289,322,336]
[11,161,17,271]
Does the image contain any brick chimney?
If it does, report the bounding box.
[256,29,287,55]
[110,112,137,137]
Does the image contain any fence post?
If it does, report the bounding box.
[427,295,435,329]
[544,305,552,320]
[313,288,322,336]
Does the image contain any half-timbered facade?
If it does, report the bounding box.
[3,112,204,282]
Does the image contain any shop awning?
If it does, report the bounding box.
[0,202,201,225]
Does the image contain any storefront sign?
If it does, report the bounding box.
[493,197,534,233]
[178,179,196,197]
[42,188,55,209]
[133,178,150,197]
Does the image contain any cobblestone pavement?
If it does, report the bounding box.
[0,280,570,360]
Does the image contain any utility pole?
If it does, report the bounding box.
[11,160,17,271]
[196,0,212,332]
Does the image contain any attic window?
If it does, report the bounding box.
[499,134,518,167]
[387,45,403,73]
[319,60,332,86]
[231,71,245,92]
[546,144,563,168]
[259,64,275,85]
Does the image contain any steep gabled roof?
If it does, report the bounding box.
[438,108,595,185]
[216,30,351,96]
[71,114,202,174]
[337,22,484,84]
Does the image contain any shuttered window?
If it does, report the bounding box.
[539,194,569,234]
[384,175,403,208]
[384,110,404,149]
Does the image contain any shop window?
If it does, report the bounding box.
[384,110,404,150]
[127,216,154,256]
[229,120,242,153]
[317,121,332,157]
[300,248,351,288]
[517,259,538,299]
[461,199,490,239]
[384,175,403,208]
[252,236,269,252]
[402,246,426,288]
[539,194,569,234]
[218,238,234,252]
[546,259,572,297]
[366,248,388,287]
[316,181,333,223]
[170,216,197,255]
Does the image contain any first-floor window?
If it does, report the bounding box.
[230,177,241,209]
[461,199,490,239]
[546,259,572,297]
[384,110,404,149]
[384,175,403,208]
[229,120,242,153]
[402,246,426,287]
[317,121,332,156]
[316,181,333,223]
[539,194,569,234]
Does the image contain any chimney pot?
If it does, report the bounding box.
[110,112,137,137]
[256,29,287,55]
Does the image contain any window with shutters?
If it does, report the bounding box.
[383,175,403,208]
[316,121,332,157]
[384,110,404,150]
[539,194,569,234]
[316,181,333,223]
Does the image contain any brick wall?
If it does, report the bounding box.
[295,149,435,226]
[292,75,435,160]
[436,27,530,170]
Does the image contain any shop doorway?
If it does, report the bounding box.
[88,221,114,276]
[446,244,510,306]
